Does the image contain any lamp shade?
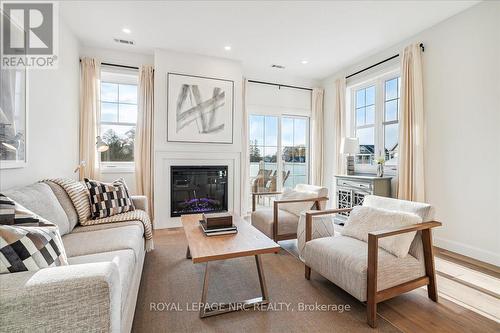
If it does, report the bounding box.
[96,136,109,152]
[340,137,360,155]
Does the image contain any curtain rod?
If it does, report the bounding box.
[79,59,139,70]
[345,43,424,79]
[102,62,138,70]
[248,79,313,92]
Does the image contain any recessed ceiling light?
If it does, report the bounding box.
[301,60,309,64]
[122,28,131,34]
[224,45,231,51]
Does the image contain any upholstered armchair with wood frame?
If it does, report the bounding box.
[251,184,328,242]
[302,195,442,328]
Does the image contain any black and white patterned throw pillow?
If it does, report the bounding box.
[0,224,68,274]
[0,194,40,225]
[84,178,135,219]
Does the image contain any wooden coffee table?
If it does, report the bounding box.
[181,213,280,318]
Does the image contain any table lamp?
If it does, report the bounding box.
[340,137,359,175]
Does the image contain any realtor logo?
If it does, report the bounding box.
[1,1,58,68]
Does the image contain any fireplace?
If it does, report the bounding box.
[170,165,228,217]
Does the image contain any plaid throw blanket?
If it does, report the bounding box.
[42,178,154,251]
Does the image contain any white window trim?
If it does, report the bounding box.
[101,161,135,174]
[248,113,311,191]
[348,68,400,175]
[99,68,138,172]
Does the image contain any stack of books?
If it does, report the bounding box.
[199,212,237,236]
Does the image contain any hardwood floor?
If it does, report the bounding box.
[280,240,500,332]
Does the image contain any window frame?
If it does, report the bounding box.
[99,69,138,173]
[348,68,400,175]
[248,113,311,192]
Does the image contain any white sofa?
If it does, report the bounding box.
[0,182,147,332]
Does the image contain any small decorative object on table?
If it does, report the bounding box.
[199,212,237,236]
[374,156,385,177]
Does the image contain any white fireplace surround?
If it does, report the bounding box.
[154,151,241,229]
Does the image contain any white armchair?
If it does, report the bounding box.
[251,184,328,242]
[302,195,442,328]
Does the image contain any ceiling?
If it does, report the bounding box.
[61,1,478,80]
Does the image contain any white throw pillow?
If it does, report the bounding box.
[342,206,422,258]
[279,188,318,216]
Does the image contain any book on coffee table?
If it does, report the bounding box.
[199,216,237,236]
[202,212,233,227]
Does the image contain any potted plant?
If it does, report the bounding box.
[374,156,385,177]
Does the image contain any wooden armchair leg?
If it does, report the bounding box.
[367,234,378,328]
[273,201,278,242]
[305,265,311,280]
[422,228,438,302]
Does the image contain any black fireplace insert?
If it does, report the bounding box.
[170,165,228,217]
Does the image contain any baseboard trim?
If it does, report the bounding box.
[433,237,500,267]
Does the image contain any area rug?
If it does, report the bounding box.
[132,229,400,332]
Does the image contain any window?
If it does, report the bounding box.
[249,115,278,194]
[383,77,400,165]
[355,86,375,165]
[350,71,400,172]
[99,70,138,171]
[281,116,309,188]
[249,114,309,193]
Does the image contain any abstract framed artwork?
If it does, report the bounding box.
[0,68,28,169]
[167,73,234,144]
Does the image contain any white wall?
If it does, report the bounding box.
[80,46,153,69]
[0,21,80,190]
[322,2,500,265]
[153,49,243,228]
[246,82,312,117]
[79,46,154,193]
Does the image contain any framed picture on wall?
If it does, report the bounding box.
[167,72,234,144]
[0,68,28,169]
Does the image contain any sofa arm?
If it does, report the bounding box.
[131,195,148,215]
[0,262,121,332]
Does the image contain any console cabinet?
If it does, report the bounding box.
[334,174,392,225]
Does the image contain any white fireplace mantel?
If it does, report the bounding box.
[154,151,241,229]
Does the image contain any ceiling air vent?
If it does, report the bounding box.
[113,38,135,45]
[271,64,285,69]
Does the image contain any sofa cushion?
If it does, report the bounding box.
[72,220,144,234]
[45,181,79,232]
[342,206,422,258]
[68,249,135,313]
[303,235,425,302]
[3,183,71,236]
[62,223,144,261]
[251,208,298,238]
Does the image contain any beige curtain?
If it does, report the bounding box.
[240,78,250,215]
[311,88,324,185]
[79,58,100,180]
[397,43,425,202]
[334,79,346,175]
[134,65,155,218]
